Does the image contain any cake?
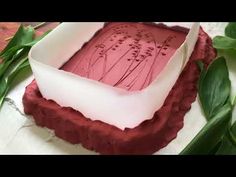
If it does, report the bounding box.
[23,22,216,154]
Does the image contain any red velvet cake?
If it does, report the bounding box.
[23,23,216,154]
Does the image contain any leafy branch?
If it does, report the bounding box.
[180,22,236,155]
[0,24,50,109]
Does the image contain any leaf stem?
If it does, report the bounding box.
[31,22,46,29]
[228,128,236,145]
[233,95,236,106]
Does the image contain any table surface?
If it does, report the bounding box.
[0,22,233,154]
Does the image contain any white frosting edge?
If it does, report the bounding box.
[29,22,200,130]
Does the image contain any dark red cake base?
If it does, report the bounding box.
[23,27,216,154]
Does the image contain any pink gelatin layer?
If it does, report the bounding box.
[62,23,187,91]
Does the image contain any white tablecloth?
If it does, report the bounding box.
[0,22,234,154]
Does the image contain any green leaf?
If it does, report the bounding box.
[208,141,223,154]
[180,103,232,155]
[0,57,29,109]
[213,36,236,50]
[229,121,236,143]
[0,86,8,108]
[196,60,207,91]
[216,134,236,155]
[0,30,51,61]
[0,60,14,79]
[196,60,204,71]
[26,29,51,46]
[233,96,236,106]
[217,48,236,60]
[225,22,236,39]
[0,77,8,105]
[0,48,30,79]
[227,121,236,149]
[0,25,34,58]
[199,57,231,120]
[216,121,236,155]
